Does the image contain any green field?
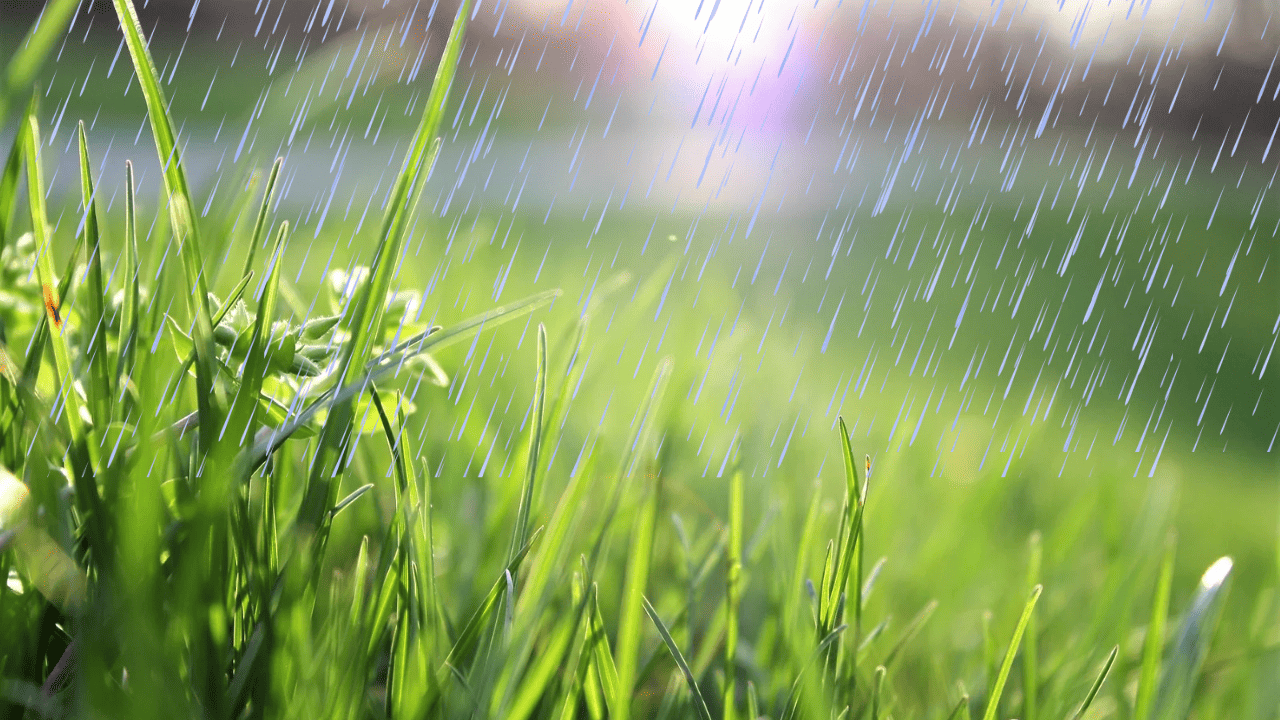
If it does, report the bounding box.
[1,2,1277,719]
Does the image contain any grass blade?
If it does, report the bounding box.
[76,122,113,430]
[643,595,714,720]
[115,161,141,392]
[870,665,887,720]
[219,219,289,450]
[23,109,107,556]
[300,0,472,554]
[615,470,660,720]
[588,579,622,719]
[946,693,971,720]
[1024,531,1042,720]
[827,418,864,646]
[981,584,1042,720]
[724,461,744,720]
[240,157,284,280]
[1070,645,1118,720]
[438,529,543,676]
[507,324,547,565]
[0,115,23,248]
[882,599,939,669]
[779,625,847,720]
[1134,533,1176,720]
[110,0,221,447]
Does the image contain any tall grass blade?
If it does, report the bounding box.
[725,460,744,720]
[778,625,847,720]
[1135,534,1177,720]
[23,110,106,556]
[615,469,661,720]
[219,219,289,450]
[1024,531,1042,720]
[300,0,472,554]
[589,580,624,717]
[981,584,1042,720]
[0,117,24,248]
[508,324,547,565]
[115,161,141,391]
[110,0,221,447]
[241,158,284,279]
[76,122,113,429]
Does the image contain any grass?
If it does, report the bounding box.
[1,1,1278,719]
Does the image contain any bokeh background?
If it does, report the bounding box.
[1,0,1277,709]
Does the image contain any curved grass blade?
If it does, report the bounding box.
[1070,645,1119,720]
[110,0,221,446]
[981,584,1042,720]
[643,595,714,720]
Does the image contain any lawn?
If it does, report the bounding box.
[1,1,1277,719]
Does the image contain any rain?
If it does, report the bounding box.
[1,0,1276,610]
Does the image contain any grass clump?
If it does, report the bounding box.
[0,1,1274,719]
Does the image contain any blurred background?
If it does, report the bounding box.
[1,0,1278,706]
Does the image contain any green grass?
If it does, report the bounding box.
[1,2,1278,719]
